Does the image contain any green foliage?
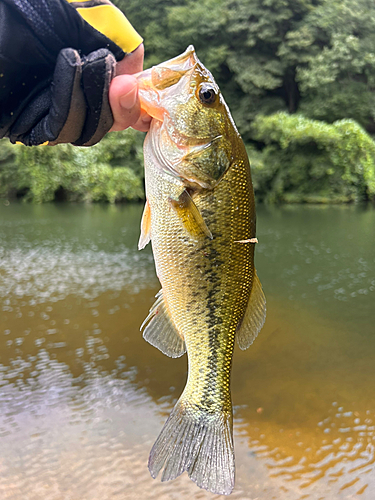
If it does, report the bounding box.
[250,113,375,203]
[223,0,318,137]
[120,0,375,137]
[117,0,230,83]
[294,0,375,129]
[298,81,375,129]
[3,0,375,204]
[0,140,18,197]
[0,130,145,203]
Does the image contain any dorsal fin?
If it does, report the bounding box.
[138,199,152,250]
[141,290,186,358]
[169,190,212,241]
[236,271,266,350]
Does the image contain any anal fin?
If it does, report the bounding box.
[169,189,212,241]
[141,290,186,358]
[236,270,266,350]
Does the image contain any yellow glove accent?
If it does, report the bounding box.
[16,141,49,146]
[66,0,143,53]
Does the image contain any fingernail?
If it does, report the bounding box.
[120,85,138,109]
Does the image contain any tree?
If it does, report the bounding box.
[224,0,319,138]
[296,0,375,131]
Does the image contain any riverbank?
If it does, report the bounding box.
[1,113,375,205]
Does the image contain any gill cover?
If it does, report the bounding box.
[137,46,234,189]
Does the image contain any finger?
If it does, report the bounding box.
[109,74,141,131]
[132,108,152,132]
[116,43,144,76]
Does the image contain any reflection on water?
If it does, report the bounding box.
[0,202,374,499]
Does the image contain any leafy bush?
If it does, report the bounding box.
[0,129,145,203]
[3,114,375,205]
[250,113,375,203]
[0,139,19,197]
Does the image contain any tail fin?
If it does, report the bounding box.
[148,400,235,495]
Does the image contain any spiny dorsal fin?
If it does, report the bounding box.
[169,190,212,241]
[141,290,186,358]
[236,270,266,350]
[138,199,152,250]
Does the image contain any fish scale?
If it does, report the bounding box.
[148,154,253,408]
[137,46,266,495]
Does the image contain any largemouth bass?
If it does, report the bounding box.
[137,46,266,496]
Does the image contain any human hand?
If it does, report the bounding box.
[109,44,151,133]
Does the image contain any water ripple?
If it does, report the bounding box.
[240,402,375,498]
[0,247,154,302]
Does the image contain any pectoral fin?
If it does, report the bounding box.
[138,199,152,250]
[169,190,212,241]
[236,271,266,350]
[141,290,186,358]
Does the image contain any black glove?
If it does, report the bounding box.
[10,47,116,146]
[0,0,142,146]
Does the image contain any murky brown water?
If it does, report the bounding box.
[0,202,374,499]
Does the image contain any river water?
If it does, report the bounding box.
[0,202,374,500]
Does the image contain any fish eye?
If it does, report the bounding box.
[198,85,217,105]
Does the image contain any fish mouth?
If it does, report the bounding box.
[136,46,216,146]
[135,46,198,123]
[136,45,197,84]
